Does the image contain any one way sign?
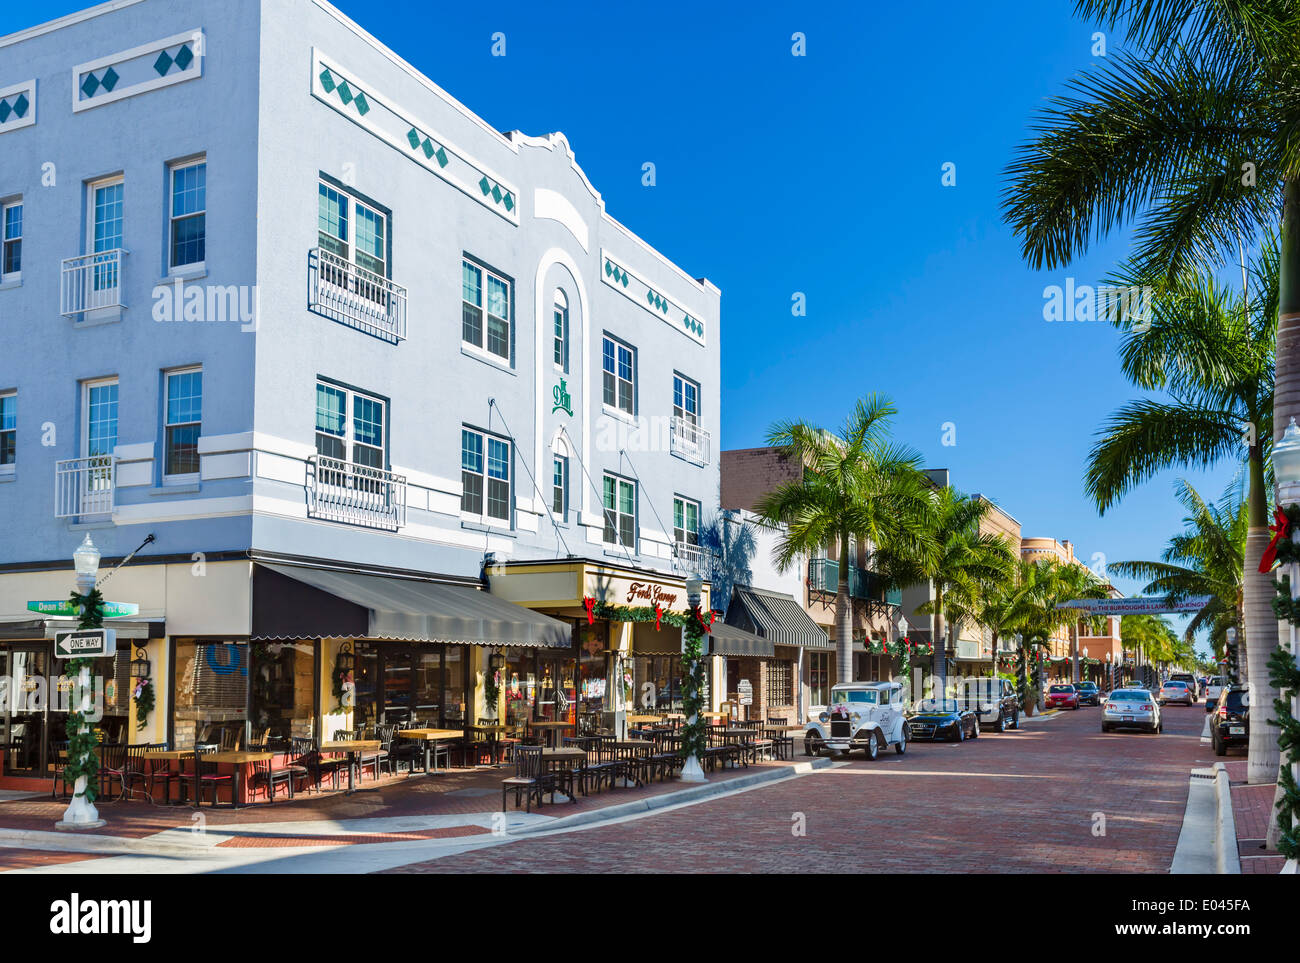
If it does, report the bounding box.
[54,628,117,659]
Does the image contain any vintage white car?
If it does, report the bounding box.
[804,681,909,760]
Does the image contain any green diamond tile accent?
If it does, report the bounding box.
[80,73,100,98]
[605,261,613,277]
[407,127,420,149]
[336,81,353,105]
[503,192,514,212]
[421,138,435,159]
[101,67,119,91]
[154,50,174,75]
[353,92,369,115]
[621,271,628,287]
[0,101,10,124]
[491,184,503,204]
[322,69,337,94]
[173,43,194,71]
[479,176,491,196]
[434,146,448,168]
[12,93,28,118]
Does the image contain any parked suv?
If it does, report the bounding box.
[957,677,1021,731]
[1210,685,1250,756]
[1074,681,1101,706]
[1166,671,1198,702]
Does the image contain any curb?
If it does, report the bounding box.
[1213,762,1241,875]
[1171,768,1217,873]
[508,757,836,837]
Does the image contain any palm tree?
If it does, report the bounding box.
[1109,480,1248,680]
[1084,248,1278,776]
[755,395,935,684]
[911,489,1017,695]
[1013,560,1109,707]
[1001,0,1297,781]
[1120,613,1182,680]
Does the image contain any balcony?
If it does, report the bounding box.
[54,455,115,519]
[669,416,710,466]
[61,249,126,316]
[307,454,407,531]
[673,540,710,571]
[809,558,900,605]
[308,248,407,343]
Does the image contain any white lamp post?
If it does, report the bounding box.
[678,572,707,783]
[1270,419,1300,872]
[57,534,105,831]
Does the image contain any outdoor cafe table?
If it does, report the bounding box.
[626,714,663,725]
[527,720,574,748]
[468,723,510,766]
[142,749,276,807]
[318,740,383,794]
[611,741,654,787]
[539,747,585,803]
[396,729,463,775]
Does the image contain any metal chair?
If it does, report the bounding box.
[49,739,72,799]
[501,744,553,813]
[97,743,129,800]
[250,750,303,802]
[185,746,235,807]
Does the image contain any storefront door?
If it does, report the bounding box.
[354,642,466,730]
[1,644,53,776]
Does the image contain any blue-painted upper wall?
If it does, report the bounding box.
[0,0,720,581]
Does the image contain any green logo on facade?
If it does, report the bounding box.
[552,379,574,416]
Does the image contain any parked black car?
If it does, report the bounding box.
[1074,681,1101,706]
[907,698,979,742]
[957,677,1021,731]
[1211,685,1250,756]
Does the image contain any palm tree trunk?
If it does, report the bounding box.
[933,585,945,698]
[836,530,852,685]
[1244,445,1280,783]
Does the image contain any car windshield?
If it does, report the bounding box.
[1224,690,1250,709]
[1076,682,1096,689]
[918,698,958,713]
[1109,690,1148,701]
[1163,681,1187,689]
[1049,685,1074,693]
[831,689,878,705]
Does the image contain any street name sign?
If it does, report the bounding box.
[1055,596,1210,615]
[54,629,117,659]
[27,600,139,618]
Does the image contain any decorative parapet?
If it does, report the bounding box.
[72,29,204,112]
[311,49,520,225]
[600,250,706,345]
[0,79,36,134]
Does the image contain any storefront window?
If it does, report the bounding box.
[444,646,466,725]
[632,655,683,713]
[503,647,537,730]
[249,642,316,743]
[352,642,468,730]
[809,651,830,706]
[767,660,794,707]
[576,620,607,733]
[173,641,248,749]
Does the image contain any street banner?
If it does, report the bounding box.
[1055,596,1210,615]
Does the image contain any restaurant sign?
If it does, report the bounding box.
[586,570,700,613]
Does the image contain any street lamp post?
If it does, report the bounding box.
[56,534,106,831]
[1104,651,1112,692]
[678,572,707,783]
[1269,418,1300,869]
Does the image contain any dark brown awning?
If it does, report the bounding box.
[252,564,571,647]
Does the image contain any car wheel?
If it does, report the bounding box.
[972,718,980,738]
[1214,735,1227,757]
[1156,721,1163,734]
[1101,723,1110,733]
[896,725,908,755]
[954,724,965,743]
[1011,710,1020,730]
[993,712,1005,733]
[804,737,820,757]
[864,731,879,761]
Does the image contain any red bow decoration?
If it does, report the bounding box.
[1259,506,1290,573]
[654,603,663,632]
[582,596,596,625]
[695,610,715,634]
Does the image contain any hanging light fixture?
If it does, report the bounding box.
[336,641,355,673]
[130,646,151,679]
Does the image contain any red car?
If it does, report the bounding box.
[1046,684,1080,710]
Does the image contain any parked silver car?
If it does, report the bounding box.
[1101,688,1162,734]
[1158,680,1195,706]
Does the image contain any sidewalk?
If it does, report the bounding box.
[1222,759,1287,874]
[0,752,825,872]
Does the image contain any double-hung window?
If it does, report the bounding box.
[315,381,386,469]
[89,177,123,296]
[603,474,636,549]
[462,259,511,361]
[461,428,511,522]
[602,336,635,415]
[168,159,206,271]
[1,198,21,280]
[673,496,700,548]
[553,290,569,372]
[163,367,202,478]
[318,180,387,294]
[673,374,699,428]
[552,454,568,518]
[0,391,14,471]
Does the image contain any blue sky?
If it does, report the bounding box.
[6,1,1239,643]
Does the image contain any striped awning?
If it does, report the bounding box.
[726,586,832,650]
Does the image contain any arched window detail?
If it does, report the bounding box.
[553,289,569,373]
[550,433,570,519]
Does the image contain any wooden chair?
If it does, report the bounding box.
[97,743,129,801]
[291,736,336,793]
[501,745,552,813]
[143,744,181,804]
[250,751,304,802]
[186,746,234,808]
[48,739,72,799]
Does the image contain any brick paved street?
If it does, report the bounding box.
[388,703,1212,873]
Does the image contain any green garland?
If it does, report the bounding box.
[132,677,155,731]
[1268,565,1300,860]
[583,598,708,630]
[64,588,103,802]
[678,609,709,762]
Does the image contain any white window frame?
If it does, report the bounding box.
[0,390,14,474]
[602,335,636,417]
[314,380,387,469]
[602,472,637,550]
[1,197,22,282]
[553,289,569,373]
[673,495,700,547]
[81,376,119,459]
[551,453,569,520]
[461,257,512,363]
[672,372,699,427]
[86,175,124,255]
[167,157,206,275]
[317,179,388,279]
[162,366,202,482]
[461,426,512,526]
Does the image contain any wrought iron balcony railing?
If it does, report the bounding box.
[669,416,710,466]
[54,455,115,518]
[307,454,407,531]
[308,247,408,343]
